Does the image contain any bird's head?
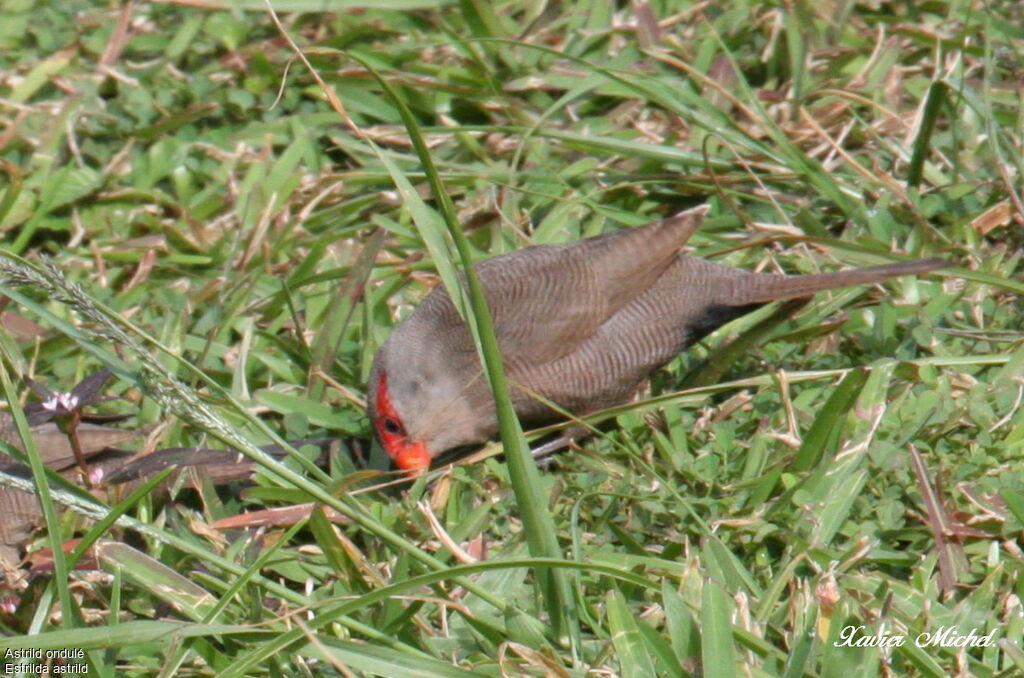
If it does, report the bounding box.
[368,367,431,472]
[367,323,496,473]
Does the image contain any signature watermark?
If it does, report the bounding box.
[833,624,997,649]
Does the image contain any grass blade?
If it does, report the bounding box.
[700,579,736,678]
[345,52,577,643]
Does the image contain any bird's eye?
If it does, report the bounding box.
[382,417,403,436]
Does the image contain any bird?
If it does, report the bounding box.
[0,416,339,577]
[367,205,946,471]
[0,416,138,573]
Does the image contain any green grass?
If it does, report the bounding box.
[0,1,1022,676]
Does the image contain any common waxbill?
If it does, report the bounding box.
[368,205,945,471]
[0,417,137,571]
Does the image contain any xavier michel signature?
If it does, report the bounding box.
[834,624,998,649]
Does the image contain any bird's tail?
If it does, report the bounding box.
[743,257,947,303]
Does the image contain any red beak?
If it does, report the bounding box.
[391,439,430,472]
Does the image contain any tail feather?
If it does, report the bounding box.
[744,257,947,303]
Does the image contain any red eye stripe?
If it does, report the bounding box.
[374,372,408,447]
[373,372,431,471]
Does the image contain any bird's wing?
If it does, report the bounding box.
[477,206,709,366]
[513,253,946,416]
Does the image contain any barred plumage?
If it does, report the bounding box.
[368,205,946,470]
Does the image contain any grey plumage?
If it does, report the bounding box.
[368,205,945,467]
[0,417,138,571]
